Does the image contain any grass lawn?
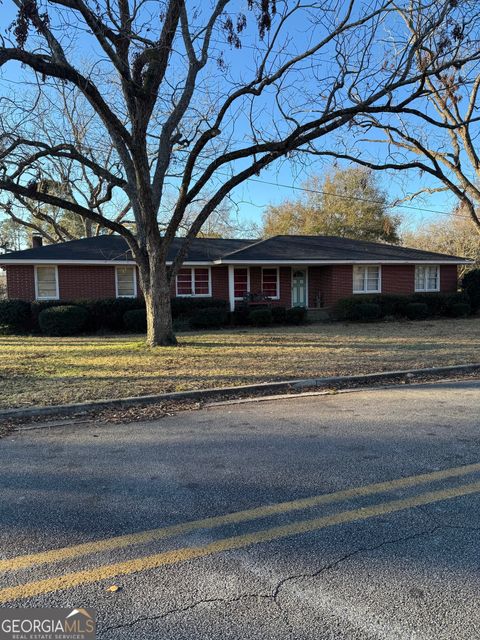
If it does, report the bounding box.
[0,317,479,409]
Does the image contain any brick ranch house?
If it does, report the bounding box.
[0,234,469,312]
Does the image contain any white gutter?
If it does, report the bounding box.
[213,259,471,265]
[0,258,471,266]
[0,259,212,266]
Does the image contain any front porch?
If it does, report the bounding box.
[226,265,342,312]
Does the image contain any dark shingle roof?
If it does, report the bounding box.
[217,235,468,263]
[0,233,469,264]
[0,235,255,263]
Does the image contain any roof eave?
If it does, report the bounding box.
[214,258,471,265]
[0,259,213,266]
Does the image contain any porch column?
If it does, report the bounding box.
[228,265,235,311]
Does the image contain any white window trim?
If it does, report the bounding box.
[34,265,59,300]
[233,266,250,300]
[415,265,440,292]
[176,266,212,297]
[353,265,382,294]
[261,266,280,300]
[115,265,137,298]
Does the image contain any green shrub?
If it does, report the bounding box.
[334,292,469,321]
[190,307,228,329]
[352,302,381,322]
[461,269,480,312]
[83,298,144,331]
[231,306,250,326]
[248,308,273,327]
[334,297,362,321]
[409,293,447,316]
[0,300,31,333]
[123,308,147,332]
[406,292,465,316]
[31,296,231,333]
[271,306,287,324]
[375,294,408,317]
[171,297,228,319]
[405,302,429,320]
[447,302,471,318]
[334,297,383,321]
[285,306,308,325]
[334,296,388,321]
[38,305,89,336]
[31,300,67,331]
[172,317,192,332]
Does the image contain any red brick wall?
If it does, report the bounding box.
[58,265,117,299]
[5,265,36,301]
[211,266,229,300]
[381,265,415,295]
[314,265,354,307]
[4,261,459,305]
[440,264,458,292]
[308,266,329,308]
[249,266,262,294]
[278,267,291,306]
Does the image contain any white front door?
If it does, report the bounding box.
[292,269,307,307]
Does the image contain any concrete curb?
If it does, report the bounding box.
[1,362,480,422]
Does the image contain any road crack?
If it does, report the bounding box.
[98,591,276,637]
[98,526,442,637]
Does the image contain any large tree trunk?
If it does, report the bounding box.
[139,257,177,347]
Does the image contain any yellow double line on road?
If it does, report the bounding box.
[1,462,480,603]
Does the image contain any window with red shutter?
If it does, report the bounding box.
[262,268,278,298]
[233,268,249,299]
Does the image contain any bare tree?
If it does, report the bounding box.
[0,0,479,345]
[0,86,129,243]
[402,205,480,275]
[311,5,480,235]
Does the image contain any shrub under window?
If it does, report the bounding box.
[38,305,89,336]
[0,300,31,333]
[249,308,273,326]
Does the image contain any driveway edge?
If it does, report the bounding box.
[2,362,480,421]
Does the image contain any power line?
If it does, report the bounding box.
[228,174,463,218]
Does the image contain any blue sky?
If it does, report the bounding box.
[0,1,461,236]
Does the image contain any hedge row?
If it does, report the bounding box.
[123,305,307,332]
[334,292,472,322]
[0,297,307,336]
[0,297,229,335]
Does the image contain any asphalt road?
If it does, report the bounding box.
[1,380,480,639]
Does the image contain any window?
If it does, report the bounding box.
[415,265,439,292]
[35,266,59,300]
[116,266,137,298]
[234,268,249,299]
[353,265,381,293]
[176,267,211,296]
[262,267,279,298]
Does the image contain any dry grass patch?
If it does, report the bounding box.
[0,317,479,409]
